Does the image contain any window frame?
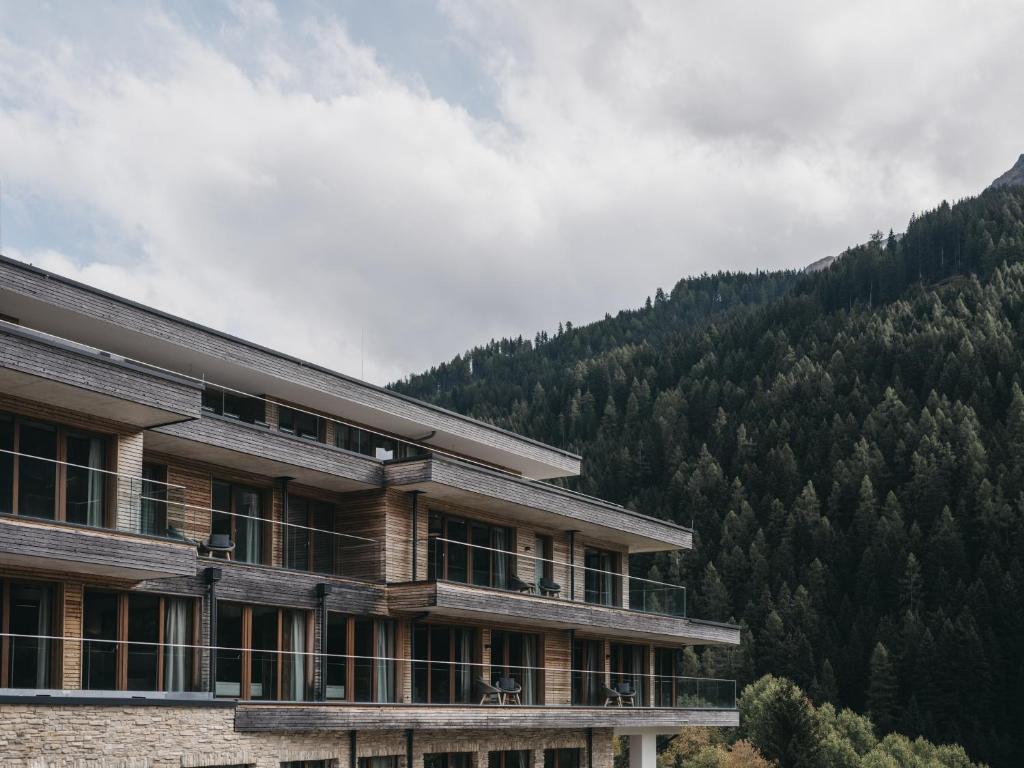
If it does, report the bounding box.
[0,578,62,689]
[0,412,112,526]
[283,494,339,575]
[322,613,397,703]
[582,547,622,607]
[609,642,648,707]
[490,629,543,705]
[81,588,201,693]
[215,602,314,701]
[428,511,515,589]
[411,623,479,704]
[211,480,270,565]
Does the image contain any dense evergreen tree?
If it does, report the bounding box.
[392,185,1024,766]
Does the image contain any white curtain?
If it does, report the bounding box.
[457,628,473,703]
[493,528,508,589]
[163,598,189,692]
[35,586,52,688]
[239,492,261,563]
[521,635,536,704]
[376,621,394,702]
[85,437,104,527]
[284,611,306,701]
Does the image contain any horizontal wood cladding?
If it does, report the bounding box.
[233,704,737,732]
[385,456,691,552]
[0,325,201,427]
[0,255,580,479]
[150,415,383,489]
[387,581,740,646]
[0,515,197,580]
[140,560,389,614]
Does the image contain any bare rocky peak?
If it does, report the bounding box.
[989,154,1024,189]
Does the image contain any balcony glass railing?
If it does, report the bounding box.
[0,448,199,540]
[426,536,687,618]
[0,630,736,710]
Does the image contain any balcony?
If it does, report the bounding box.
[385,454,691,553]
[0,322,201,428]
[147,413,383,493]
[0,450,198,579]
[388,538,739,646]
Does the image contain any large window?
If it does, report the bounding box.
[283,495,338,575]
[0,580,58,689]
[610,643,647,706]
[544,750,580,768]
[583,548,621,607]
[654,648,685,707]
[428,512,513,590]
[82,589,197,692]
[533,535,553,590]
[571,639,603,706]
[140,462,168,536]
[412,624,476,704]
[424,755,471,768]
[0,413,108,526]
[202,385,266,425]
[278,406,324,441]
[335,424,423,461]
[212,481,267,565]
[215,603,311,700]
[322,613,395,703]
[491,630,541,705]
[489,752,531,768]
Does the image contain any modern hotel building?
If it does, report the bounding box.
[0,255,739,768]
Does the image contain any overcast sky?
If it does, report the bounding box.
[1,1,1022,384]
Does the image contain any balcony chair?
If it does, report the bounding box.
[509,575,535,594]
[200,533,235,560]
[539,577,561,597]
[496,676,522,705]
[616,681,636,706]
[478,678,503,705]
[602,685,624,707]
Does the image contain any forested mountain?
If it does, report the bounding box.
[391,182,1024,766]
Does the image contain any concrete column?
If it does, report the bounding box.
[628,734,656,768]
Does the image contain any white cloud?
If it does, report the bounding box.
[1,1,1022,383]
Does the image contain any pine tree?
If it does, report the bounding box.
[867,642,899,735]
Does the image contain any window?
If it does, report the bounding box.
[544,751,580,768]
[1,580,58,688]
[322,613,395,702]
[212,481,267,565]
[202,385,266,425]
[610,643,647,707]
[0,413,109,526]
[428,512,513,590]
[140,463,168,536]
[215,603,311,700]
[82,589,197,692]
[489,752,531,768]
[278,406,324,441]
[335,424,424,461]
[583,548,621,607]
[571,639,603,706]
[412,624,476,704]
[654,648,682,707]
[284,495,339,575]
[424,754,471,768]
[533,535,553,590]
[358,758,398,768]
[491,630,541,705]
[282,762,335,768]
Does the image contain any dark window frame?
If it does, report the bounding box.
[0,578,61,689]
[211,480,270,565]
[322,613,396,703]
[490,629,543,705]
[0,411,112,526]
[583,547,622,607]
[411,623,478,704]
[428,511,515,590]
[81,588,200,693]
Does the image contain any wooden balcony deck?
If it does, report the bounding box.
[389,581,740,646]
[234,703,739,733]
[0,514,197,580]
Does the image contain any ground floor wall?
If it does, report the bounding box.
[0,704,614,768]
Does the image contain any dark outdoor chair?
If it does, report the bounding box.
[616,681,636,706]
[201,533,235,560]
[539,577,561,597]
[478,678,503,705]
[602,685,623,707]
[497,676,522,705]
[510,575,535,594]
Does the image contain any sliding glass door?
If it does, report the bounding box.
[1,581,57,689]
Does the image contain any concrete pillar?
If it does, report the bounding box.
[628,735,656,768]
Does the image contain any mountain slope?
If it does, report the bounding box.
[391,183,1024,767]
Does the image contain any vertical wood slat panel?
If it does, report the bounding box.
[62,582,83,689]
